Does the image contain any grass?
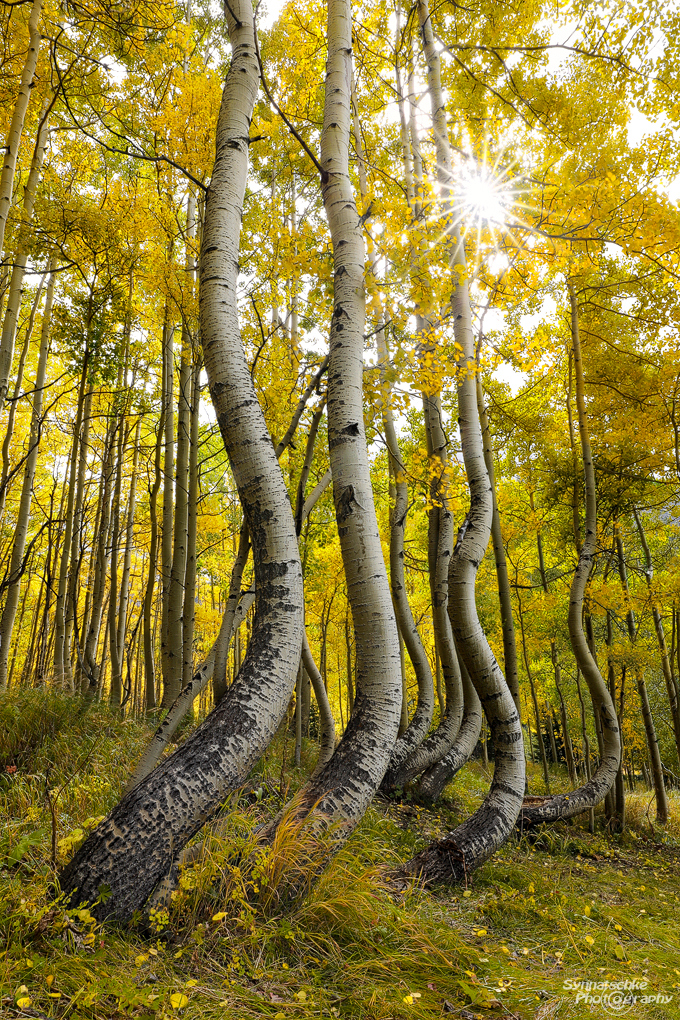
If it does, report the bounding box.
[1,691,680,1019]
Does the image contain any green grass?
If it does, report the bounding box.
[1,693,680,1019]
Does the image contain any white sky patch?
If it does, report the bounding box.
[493,360,526,395]
[104,56,127,84]
[520,294,557,334]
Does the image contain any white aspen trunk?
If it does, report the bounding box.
[302,631,336,776]
[213,521,250,701]
[143,401,166,712]
[476,372,521,715]
[0,0,42,279]
[379,351,435,785]
[108,414,126,705]
[213,357,328,703]
[0,265,53,688]
[82,414,116,691]
[350,81,434,787]
[60,0,304,920]
[394,54,463,782]
[282,0,402,830]
[0,98,49,414]
[402,0,525,883]
[521,282,620,826]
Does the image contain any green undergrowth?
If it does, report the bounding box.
[1,693,680,1020]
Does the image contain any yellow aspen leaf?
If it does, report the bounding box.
[170,993,189,1009]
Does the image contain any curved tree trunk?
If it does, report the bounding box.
[59,0,304,921]
[267,0,401,837]
[400,0,525,884]
[520,281,620,826]
[350,80,433,780]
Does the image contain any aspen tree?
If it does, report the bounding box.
[401,0,526,882]
[521,282,621,826]
[60,0,304,918]
[273,0,402,833]
[0,0,42,283]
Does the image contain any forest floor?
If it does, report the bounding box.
[1,691,679,1020]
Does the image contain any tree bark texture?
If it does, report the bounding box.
[401,0,525,883]
[277,0,402,832]
[0,0,42,284]
[59,0,303,921]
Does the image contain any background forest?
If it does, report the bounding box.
[3,0,680,1016]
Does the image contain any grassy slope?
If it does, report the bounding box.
[1,693,679,1020]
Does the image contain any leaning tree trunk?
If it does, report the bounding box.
[520,281,620,826]
[59,0,303,921]
[386,48,464,789]
[400,0,525,884]
[266,0,402,836]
